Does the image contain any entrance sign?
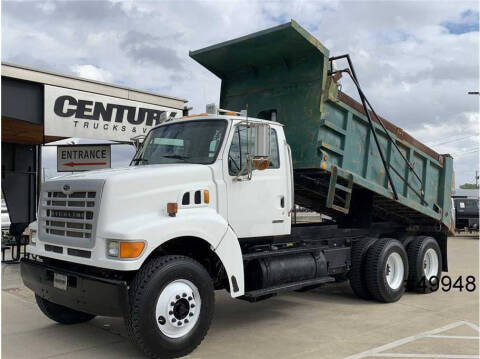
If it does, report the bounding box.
[44,85,180,142]
[57,145,111,172]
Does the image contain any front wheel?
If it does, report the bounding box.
[125,255,214,359]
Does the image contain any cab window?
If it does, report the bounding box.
[228,125,280,176]
[133,120,227,165]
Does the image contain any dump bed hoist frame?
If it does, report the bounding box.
[328,54,426,206]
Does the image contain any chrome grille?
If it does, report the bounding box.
[44,191,95,239]
[39,179,104,249]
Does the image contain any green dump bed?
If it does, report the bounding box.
[190,20,453,230]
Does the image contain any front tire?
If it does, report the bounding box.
[365,238,408,303]
[35,295,96,324]
[125,255,214,359]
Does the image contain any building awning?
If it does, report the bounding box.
[1,62,188,145]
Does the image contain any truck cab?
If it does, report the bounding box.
[130,112,293,238]
[25,111,287,295]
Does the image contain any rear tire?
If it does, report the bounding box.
[35,295,95,324]
[349,237,377,300]
[365,238,408,303]
[407,236,442,293]
[125,255,214,359]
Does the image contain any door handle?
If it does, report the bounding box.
[280,196,285,208]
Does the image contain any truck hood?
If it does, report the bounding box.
[46,164,216,237]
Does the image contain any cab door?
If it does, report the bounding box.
[223,123,290,238]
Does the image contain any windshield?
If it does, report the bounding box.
[132,120,227,165]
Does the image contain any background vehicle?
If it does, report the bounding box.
[21,21,453,359]
[453,198,479,232]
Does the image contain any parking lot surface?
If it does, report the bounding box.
[2,235,479,359]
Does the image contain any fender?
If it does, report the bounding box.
[97,208,229,270]
[105,209,245,296]
[214,226,244,297]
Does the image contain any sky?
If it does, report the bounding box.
[2,0,479,186]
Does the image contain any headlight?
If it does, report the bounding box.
[106,240,145,259]
[106,240,120,257]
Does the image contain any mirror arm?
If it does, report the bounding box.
[233,155,253,182]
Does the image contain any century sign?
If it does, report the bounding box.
[44,85,180,142]
[57,145,111,172]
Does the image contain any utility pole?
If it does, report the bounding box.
[467,91,480,188]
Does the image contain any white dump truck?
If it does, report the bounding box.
[21,22,452,359]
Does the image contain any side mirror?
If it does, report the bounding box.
[252,124,270,171]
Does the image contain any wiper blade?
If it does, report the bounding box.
[160,155,190,160]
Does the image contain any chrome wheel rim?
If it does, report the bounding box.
[155,279,201,338]
[385,252,404,290]
[423,248,439,280]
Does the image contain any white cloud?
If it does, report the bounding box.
[70,64,114,82]
[37,1,56,15]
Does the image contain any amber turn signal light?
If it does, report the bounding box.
[203,190,210,204]
[119,241,145,258]
[167,202,178,217]
[252,157,270,170]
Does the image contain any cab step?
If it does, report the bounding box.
[241,276,335,301]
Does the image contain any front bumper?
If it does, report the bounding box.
[21,258,128,317]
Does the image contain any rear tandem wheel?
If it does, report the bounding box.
[349,237,377,300]
[407,236,442,293]
[365,238,409,303]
